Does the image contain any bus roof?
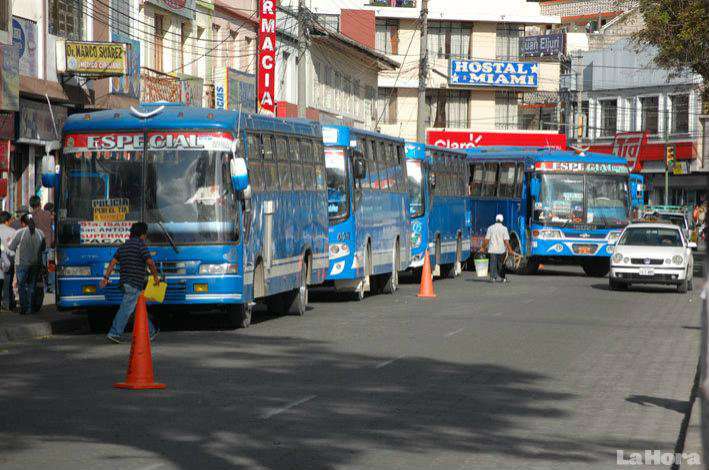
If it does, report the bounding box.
[322,124,405,148]
[465,146,628,165]
[405,141,468,160]
[62,103,321,138]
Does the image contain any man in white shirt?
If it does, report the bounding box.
[0,211,17,309]
[482,214,514,282]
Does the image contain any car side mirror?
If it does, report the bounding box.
[353,157,367,180]
[230,157,249,193]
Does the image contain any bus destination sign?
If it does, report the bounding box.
[535,161,629,174]
[63,131,235,153]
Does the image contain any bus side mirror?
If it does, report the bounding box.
[430,172,436,189]
[353,157,367,180]
[530,178,541,199]
[41,154,58,188]
[230,157,249,192]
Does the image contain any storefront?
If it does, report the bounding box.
[0,112,15,211]
[12,99,68,211]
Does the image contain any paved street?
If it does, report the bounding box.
[0,267,701,470]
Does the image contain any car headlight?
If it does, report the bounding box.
[607,231,622,243]
[58,266,91,276]
[537,229,564,240]
[329,243,350,259]
[672,255,684,265]
[199,263,238,275]
[612,253,624,264]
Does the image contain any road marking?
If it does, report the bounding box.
[444,327,465,338]
[375,354,406,369]
[261,395,317,420]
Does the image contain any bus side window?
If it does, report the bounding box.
[247,133,264,192]
[396,144,406,192]
[471,163,484,197]
[515,162,525,198]
[262,135,278,190]
[366,140,377,190]
[314,142,326,191]
[499,162,515,198]
[482,163,497,197]
[275,136,292,190]
[302,140,316,190]
[289,137,304,191]
[387,144,398,192]
[376,141,388,191]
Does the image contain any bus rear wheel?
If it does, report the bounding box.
[228,302,252,329]
[285,261,309,315]
[582,259,610,277]
[380,244,399,294]
[443,239,462,279]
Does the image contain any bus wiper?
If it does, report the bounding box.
[156,220,180,253]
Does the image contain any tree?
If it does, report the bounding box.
[634,0,709,112]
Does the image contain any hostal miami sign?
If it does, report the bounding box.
[450,60,539,88]
[258,0,276,114]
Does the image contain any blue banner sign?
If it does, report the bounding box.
[520,33,565,57]
[449,60,539,88]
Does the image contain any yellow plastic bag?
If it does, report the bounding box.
[144,281,167,303]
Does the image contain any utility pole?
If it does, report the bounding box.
[416,0,429,143]
[297,0,307,118]
[572,55,584,145]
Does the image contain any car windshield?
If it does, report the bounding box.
[325,148,350,223]
[406,159,425,219]
[535,173,629,227]
[618,227,683,247]
[58,131,239,245]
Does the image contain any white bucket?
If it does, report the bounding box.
[474,258,489,278]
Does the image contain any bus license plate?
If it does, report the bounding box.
[578,246,592,254]
[639,267,655,276]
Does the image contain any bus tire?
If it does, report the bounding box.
[286,260,309,316]
[352,245,371,301]
[516,257,539,275]
[582,259,610,277]
[228,302,252,329]
[381,243,399,294]
[443,238,462,279]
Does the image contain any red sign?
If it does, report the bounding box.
[427,130,567,150]
[611,131,647,172]
[589,134,696,172]
[257,0,276,114]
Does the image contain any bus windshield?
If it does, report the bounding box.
[406,160,425,218]
[536,173,629,227]
[59,149,238,245]
[325,148,349,223]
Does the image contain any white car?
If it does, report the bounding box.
[609,222,696,293]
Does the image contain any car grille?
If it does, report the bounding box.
[630,258,665,266]
[617,273,678,282]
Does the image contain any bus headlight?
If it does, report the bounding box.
[612,253,624,264]
[58,266,91,276]
[537,229,564,240]
[329,243,350,259]
[199,263,238,275]
[672,255,684,265]
[607,231,622,243]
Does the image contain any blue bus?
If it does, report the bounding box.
[629,173,645,209]
[322,125,411,299]
[405,142,471,277]
[466,147,631,276]
[46,104,329,329]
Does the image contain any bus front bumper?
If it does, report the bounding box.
[531,239,615,258]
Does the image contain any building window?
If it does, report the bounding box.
[427,90,469,128]
[496,24,523,61]
[318,14,339,32]
[49,0,82,40]
[153,15,165,72]
[670,94,689,134]
[377,88,398,125]
[110,0,130,36]
[0,0,7,32]
[639,96,659,135]
[599,98,617,137]
[376,19,398,54]
[495,91,518,130]
[428,22,471,59]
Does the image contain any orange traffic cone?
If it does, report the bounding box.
[417,249,437,298]
[114,294,166,390]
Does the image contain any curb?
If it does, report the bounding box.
[0,311,89,344]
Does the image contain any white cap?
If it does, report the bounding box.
[496,214,504,222]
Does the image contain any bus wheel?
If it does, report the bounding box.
[381,244,399,294]
[516,257,539,275]
[352,248,370,301]
[582,259,610,277]
[443,239,462,279]
[286,261,309,316]
[228,302,252,329]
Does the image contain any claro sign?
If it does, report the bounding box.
[427,130,567,150]
[257,0,276,114]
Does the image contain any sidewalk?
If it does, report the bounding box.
[0,293,89,343]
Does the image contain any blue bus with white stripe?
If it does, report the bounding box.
[322,125,411,299]
[46,104,328,328]
[405,142,471,277]
[466,147,631,276]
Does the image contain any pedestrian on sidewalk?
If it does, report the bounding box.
[481,214,514,283]
[100,222,160,343]
[0,211,16,310]
[9,214,45,314]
